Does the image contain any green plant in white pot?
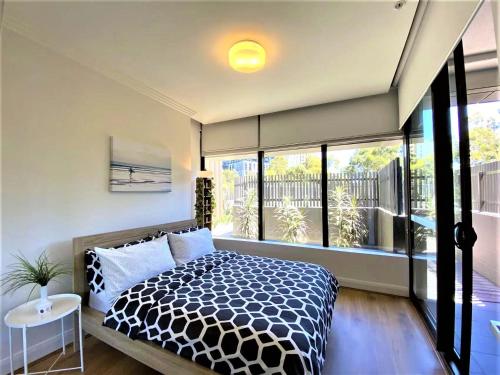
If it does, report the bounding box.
[1,251,70,316]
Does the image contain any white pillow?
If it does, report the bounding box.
[95,235,176,301]
[167,228,216,265]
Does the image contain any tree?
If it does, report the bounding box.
[304,155,321,174]
[469,127,500,164]
[346,146,400,172]
[286,164,308,176]
[265,156,288,176]
[410,154,434,176]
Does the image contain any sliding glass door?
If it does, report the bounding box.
[409,88,439,327]
[448,43,476,374]
[407,31,500,372]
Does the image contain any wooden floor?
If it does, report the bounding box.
[25,288,446,375]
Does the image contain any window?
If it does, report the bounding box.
[207,140,407,254]
[327,140,405,253]
[205,154,258,239]
[263,148,322,245]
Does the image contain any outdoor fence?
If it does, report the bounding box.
[236,173,381,209]
[470,160,499,214]
[230,159,499,217]
[234,158,402,214]
[410,169,434,210]
[378,158,403,214]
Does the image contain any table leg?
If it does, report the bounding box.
[22,326,28,375]
[73,313,79,353]
[9,327,13,375]
[78,304,84,372]
[61,317,66,355]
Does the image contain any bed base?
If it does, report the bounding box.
[80,306,213,374]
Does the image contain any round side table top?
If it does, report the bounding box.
[4,293,81,328]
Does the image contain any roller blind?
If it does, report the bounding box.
[260,91,399,149]
[202,116,258,155]
[398,0,481,127]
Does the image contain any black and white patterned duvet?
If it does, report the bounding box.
[104,251,339,375]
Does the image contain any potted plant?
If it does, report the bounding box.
[1,251,70,316]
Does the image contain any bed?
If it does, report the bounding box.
[73,220,339,374]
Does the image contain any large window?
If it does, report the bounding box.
[206,141,407,253]
[327,140,405,253]
[263,148,322,245]
[205,154,258,239]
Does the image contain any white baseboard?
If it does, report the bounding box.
[337,276,409,297]
[1,328,74,375]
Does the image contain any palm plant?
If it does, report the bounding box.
[1,251,70,300]
[237,189,258,238]
[328,186,367,247]
[274,196,308,243]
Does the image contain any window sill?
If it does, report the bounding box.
[213,236,408,259]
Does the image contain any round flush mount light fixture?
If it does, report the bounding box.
[228,40,266,73]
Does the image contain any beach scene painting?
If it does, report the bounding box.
[110,137,172,192]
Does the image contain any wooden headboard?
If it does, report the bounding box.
[73,219,196,304]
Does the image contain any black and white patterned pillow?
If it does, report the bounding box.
[157,226,201,238]
[85,235,156,294]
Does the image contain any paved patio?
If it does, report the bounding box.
[455,268,499,374]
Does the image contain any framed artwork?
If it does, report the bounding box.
[110,137,172,192]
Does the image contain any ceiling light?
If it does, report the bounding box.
[228,40,266,73]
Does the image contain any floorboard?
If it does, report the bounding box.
[24,288,446,375]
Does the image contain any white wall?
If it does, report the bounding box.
[214,238,409,297]
[472,212,499,285]
[0,29,199,373]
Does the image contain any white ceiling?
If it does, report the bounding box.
[4,1,418,124]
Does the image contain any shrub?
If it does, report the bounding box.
[328,186,367,247]
[274,197,308,243]
[237,189,258,239]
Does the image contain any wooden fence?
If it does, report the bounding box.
[470,160,499,214]
[412,160,500,214]
[234,167,394,211]
[410,169,434,210]
[229,159,499,217]
[378,158,403,214]
[327,172,379,208]
[263,174,322,208]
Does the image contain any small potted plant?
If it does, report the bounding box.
[1,251,70,316]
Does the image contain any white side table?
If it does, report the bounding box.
[4,294,84,375]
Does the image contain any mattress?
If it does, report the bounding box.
[103,250,339,375]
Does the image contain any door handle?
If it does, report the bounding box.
[454,222,477,250]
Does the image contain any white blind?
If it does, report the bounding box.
[202,116,258,155]
[398,0,481,127]
[260,91,398,149]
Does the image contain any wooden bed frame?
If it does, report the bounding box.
[72,219,214,374]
